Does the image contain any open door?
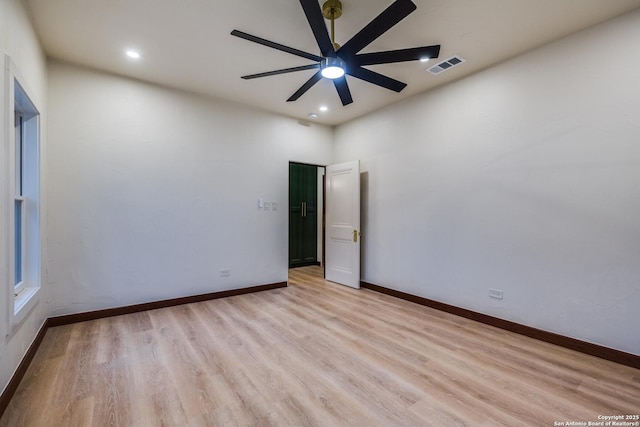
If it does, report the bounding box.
[325,160,360,288]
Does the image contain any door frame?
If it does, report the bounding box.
[288,161,326,273]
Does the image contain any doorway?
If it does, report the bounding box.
[289,160,361,288]
[289,162,325,270]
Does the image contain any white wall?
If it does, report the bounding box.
[47,61,333,315]
[334,9,640,356]
[0,0,48,398]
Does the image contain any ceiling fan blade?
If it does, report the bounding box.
[231,30,323,62]
[333,77,353,106]
[347,66,407,92]
[356,45,441,66]
[338,0,417,58]
[287,71,323,102]
[299,0,335,57]
[242,64,320,79]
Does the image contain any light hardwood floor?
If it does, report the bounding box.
[2,266,639,426]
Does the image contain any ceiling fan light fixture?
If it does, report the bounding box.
[321,57,346,79]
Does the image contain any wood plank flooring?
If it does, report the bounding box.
[2,266,639,426]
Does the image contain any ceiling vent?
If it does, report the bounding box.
[428,56,465,75]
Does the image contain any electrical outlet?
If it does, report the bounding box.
[271,202,278,211]
[489,288,504,300]
[264,202,271,211]
[220,269,231,277]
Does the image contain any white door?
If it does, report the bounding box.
[325,160,360,288]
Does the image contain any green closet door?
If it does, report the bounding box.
[289,163,318,268]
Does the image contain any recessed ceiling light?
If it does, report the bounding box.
[419,57,430,63]
[319,106,328,112]
[126,50,141,59]
[308,113,318,119]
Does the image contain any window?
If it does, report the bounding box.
[6,61,41,325]
[14,112,26,294]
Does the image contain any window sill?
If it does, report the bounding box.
[13,286,40,328]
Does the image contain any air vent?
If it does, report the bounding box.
[428,56,465,75]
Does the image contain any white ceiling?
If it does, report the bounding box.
[25,0,640,126]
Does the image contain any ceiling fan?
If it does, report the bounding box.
[231,0,441,106]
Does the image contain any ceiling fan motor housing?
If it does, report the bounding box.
[322,0,343,20]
